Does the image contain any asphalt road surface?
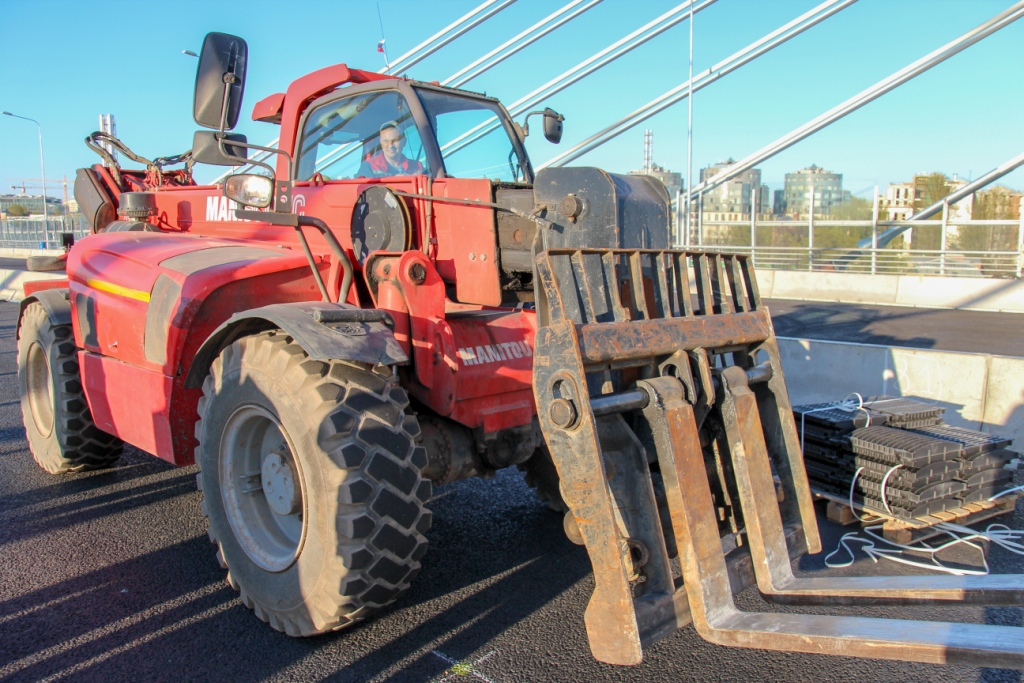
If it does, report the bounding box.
[1,299,1023,682]
[767,298,1024,358]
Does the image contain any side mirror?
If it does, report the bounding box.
[224,174,274,209]
[194,32,248,130]
[192,131,248,166]
[542,108,564,144]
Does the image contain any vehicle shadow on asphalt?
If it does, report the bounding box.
[770,301,938,351]
[329,469,592,681]
[0,458,195,549]
[0,461,593,683]
[0,536,234,682]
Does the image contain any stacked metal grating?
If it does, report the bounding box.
[860,396,945,429]
[905,424,1016,504]
[795,396,1020,522]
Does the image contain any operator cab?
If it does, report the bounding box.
[294,82,535,184]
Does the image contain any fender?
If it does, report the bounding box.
[18,288,71,336]
[184,302,408,389]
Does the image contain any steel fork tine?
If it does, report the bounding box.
[640,375,1024,669]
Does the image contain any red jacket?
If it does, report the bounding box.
[359,153,424,177]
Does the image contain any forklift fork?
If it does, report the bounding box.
[532,247,1024,667]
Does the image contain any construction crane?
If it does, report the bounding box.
[6,176,71,208]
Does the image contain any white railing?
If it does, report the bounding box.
[0,216,91,250]
[2,214,1020,279]
[682,218,1024,278]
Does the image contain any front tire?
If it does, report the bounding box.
[17,301,123,473]
[196,331,431,636]
[518,446,567,512]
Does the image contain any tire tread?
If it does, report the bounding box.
[18,302,123,474]
[196,331,430,637]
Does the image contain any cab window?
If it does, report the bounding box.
[416,88,526,182]
[296,90,428,180]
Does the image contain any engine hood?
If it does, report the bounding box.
[532,167,671,250]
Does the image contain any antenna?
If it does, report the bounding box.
[377,2,392,74]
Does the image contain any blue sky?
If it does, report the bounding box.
[2,0,1023,199]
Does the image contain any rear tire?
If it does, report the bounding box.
[196,330,431,636]
[17,302,123,473]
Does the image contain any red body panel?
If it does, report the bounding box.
[79,351,174,460]
[445,311,537,432]
[369,251,537,432]
[24,278,70,297]
[67,231,317,372]
[430,178,502,306]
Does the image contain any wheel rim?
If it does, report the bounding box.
[26,342,54,437]
[219,404,306,572]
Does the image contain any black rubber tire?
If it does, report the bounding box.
[518,445,567,513]
[17,302,124,474]
[25,255,66,273]
[196,330,431,636]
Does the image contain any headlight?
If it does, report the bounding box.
[224,174,274,208]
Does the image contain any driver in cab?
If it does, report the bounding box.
[358,121,424,177]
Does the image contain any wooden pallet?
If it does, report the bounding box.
[814,489,1020,544]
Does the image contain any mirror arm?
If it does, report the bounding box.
[216,140,294,209]
[217,137,276,177]
[217,73,238,134]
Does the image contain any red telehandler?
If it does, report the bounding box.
[17,32,1024,667]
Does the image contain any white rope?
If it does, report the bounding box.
[879,464,903,515]
[825,481,1024,575]
[990,483,1024,501]
[846,466,875,523]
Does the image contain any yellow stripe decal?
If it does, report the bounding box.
[86,278,151,303]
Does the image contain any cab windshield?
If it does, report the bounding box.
[415,87,529,183]
[296,90,428,181]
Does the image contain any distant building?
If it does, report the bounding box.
[782,164,845,217]
[629,162,683,198]
[699,159,770,221]
[630,130,683,199]
[0,194,62,216]
[972,185,1021,220]
[881,182,916,221]
[880,174,977,223]
[773,189,786,215]
[943,175,972,223]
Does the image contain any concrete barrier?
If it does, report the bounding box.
[0,269,66,302]
[0,247,65,259]
[893,274,1024,313]
[778,336,1024,447]
[766,270,900,306]
[754,269,1024,313]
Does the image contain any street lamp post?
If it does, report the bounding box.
[2,111,48,222]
